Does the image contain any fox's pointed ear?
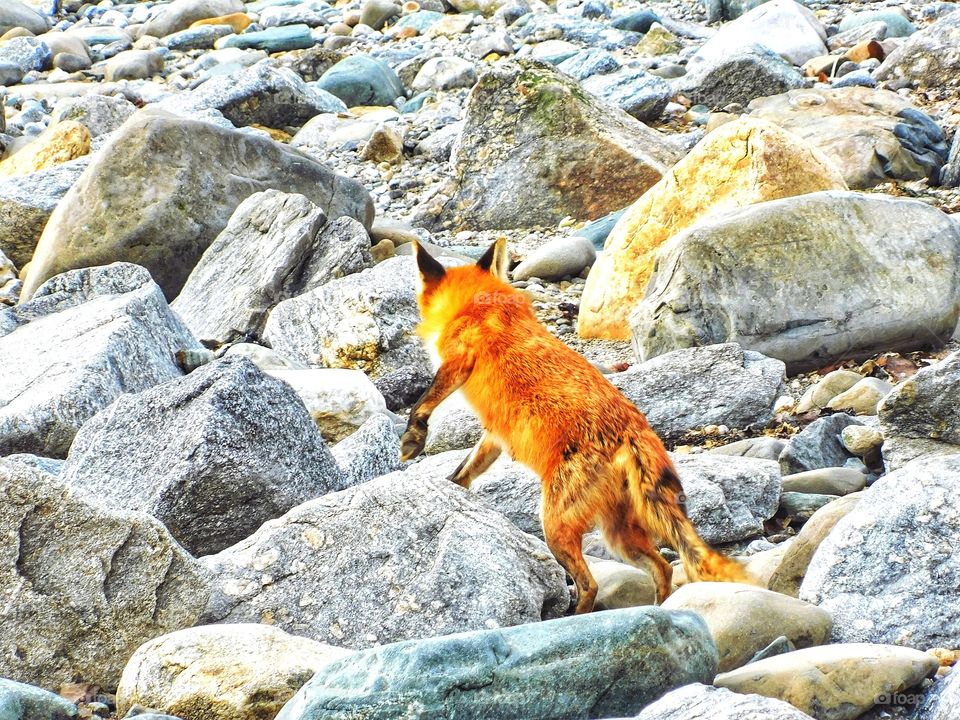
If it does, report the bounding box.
[477,237,509,280]
[414,240,446,288]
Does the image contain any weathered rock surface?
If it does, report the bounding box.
[579,119,846,339]
[116,625,350,720]
[51,94,137,138]
[141,0,244,39]
[635,682,817,720]
[0,264,198,458]
[879,351,960,470]
[748,87,948,188]
[61,356,344,557]
[172,190,372,347]
[630,191,960,374]
[0,677,78,720]
[779,414,862,475]
[21,110,374,302]
[607,344,786,441]
[714,644,939,720]
[275,607,718,720]
[418,58,684,231]
[330,413,402,488]
[800,455,960,648]
[0,121,90,179]
[916,666,960,720]
[874,11,960,89]
[661,582,833,672]
[0,0,51,36]
[201,472,569,648]
[0,458,210,690]
[264,256,430,379]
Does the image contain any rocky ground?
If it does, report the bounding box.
[1,0,960,718]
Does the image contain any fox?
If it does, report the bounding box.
[400,238,750,612]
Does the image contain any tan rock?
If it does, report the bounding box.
[190,12,251,33]
[0,26,34,41]
[360,123,403,164]
[116,624,349,720]
[795,369,862,413]
[588,558,657,610]
[840,424,883,456]
[714,643,939,720]
[0,121,91,178]
[636,22,681,56]
[767,492,861,597]
[827,376,892,415]
[578,118,846,339]
[662,582,832,672]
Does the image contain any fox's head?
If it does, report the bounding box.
[412,238,527,353]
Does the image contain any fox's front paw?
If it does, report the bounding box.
[400,427,427,462]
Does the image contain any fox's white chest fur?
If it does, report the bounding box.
[422,331,442,371]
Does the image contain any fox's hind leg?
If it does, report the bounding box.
[543,508,597,614]
[448,431,502,488]
[604,514,674,604]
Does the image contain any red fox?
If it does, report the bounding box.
[401,238,749,612]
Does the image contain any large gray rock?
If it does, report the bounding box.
[748,87,948,189]
[0,156,88,269]
[0,0,51,35]
[800,454,960,648]
[674,44,806,110]
[21,109,374,302]
[879,352,960,470]
[51,94,137,138]
[416,58,683,231]
[942,130,960,188]
[200,473,570,648]
[635,682,816,720]
[61,356,344,557]
[580,67,673,122]
[630,191,960,374]
[874,11,960,89]
[275,607,718,720]
[263,256,430,379]
[140,0,244,39]
[672,454,781,544]
[0,264,199,458]
[161,61,347,130]
[116,624,350,720]
[915,666,960,720]
[0,678,77,720]
[0,37,52,74]
[608,343,786,442]
[0,458,210,690]
[779,414,862,475]
[172,190,372,347]
[330,413,402,488]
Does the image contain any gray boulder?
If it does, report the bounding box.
[330,413,403,488]
[942,130,960,188]
[162,61,347,130]
[140,0,244,39]
[0,0,50,35]
[0,458,210,690]
[581,67,673,122]
[51,94,137,138]
[874,11,960,89]
[635,682,816,719]
[0,678,77,720]
[61,356,344,557]
[609,344,786,442]
[264,256,430,379]
[674,44,806,110]
[630,191,960,374]
[0,156,89,269]
[879,352,960,470]
[172,190,373,347]
[915,666,960,720]
[200,472,570,648]
[275,607,718,720]
[20,109,374,302]
[416,58,684,231]
[0,264,199,458]
[779,414,862,475]
[800,454,960,648]
[0,37,52,74]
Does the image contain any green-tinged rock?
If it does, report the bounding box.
[0,678,77,720]
[275,607,718,720]
[385,10,444,35]
[838,10,916,38]
[315,54,404,107]
[219,24,315,52]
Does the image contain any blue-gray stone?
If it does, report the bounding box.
[0,678,78,720]
[399,90,434,113]
[73,28,130,46]
[162,24,234,51]
[832,69,877,89]
[941,127,960,188]
[275,607,718,720]
[246,0,305,11]
[579,0,611,19]
[578,207,627,251]
[779,414,863,475]
[611,9,660,32]
[556,48,620,80]
[0,62,23,87]
[839,10,917,37]
[316,54,404,107]
[582,66,672,121]
[220,24,316,52]
[0,37,52,74]
[512,13,642,50]
[703,0,768,23]
[386,10,444,34]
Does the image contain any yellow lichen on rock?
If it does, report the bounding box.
[577,118,848,339]
[0,120,91,178]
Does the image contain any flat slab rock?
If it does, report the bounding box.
[275,607,718,720]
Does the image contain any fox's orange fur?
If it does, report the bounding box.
[401,238,749,612]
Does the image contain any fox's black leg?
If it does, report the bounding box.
[400,360,473,462]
